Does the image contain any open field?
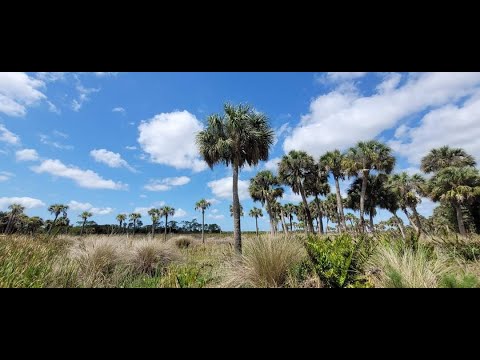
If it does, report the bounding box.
[1,232,479,288]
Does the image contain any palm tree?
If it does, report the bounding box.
[388,172,426,238]
[344,213,358,232]
[148,208,161,238]
[249,207,263,237]
[160,206,175,241]
[324,194,339,233]
[47,204,69,234]
[344,140,395,232]
[229,204,244,217]
[320,150,347,231]
[421,146,476,174]
[283,203,296,233]
[304,167,330,235]
[4,203,25,234]
[79,211,93,236]
[129,213,142,236]
[196,103,275,253]
[278,150,317,233]
[27,216,44,235]
[116,214,127,234]
[195,199,211,244]
[272,201,288,235]
[427,166,480,236]
[249,170,284,236]
[57,216,70,235]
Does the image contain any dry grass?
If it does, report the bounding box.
[127,240,181,275]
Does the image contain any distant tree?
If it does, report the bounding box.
[195,199,211,244]
[79,211,93,236]
[129,213,142,236]
[148,208,161,238]
[249,207,263,237]
[47,204,69,234]
[160,206,175,241]
[4,204,25,234]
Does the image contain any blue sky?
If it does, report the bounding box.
[1,72,479,230]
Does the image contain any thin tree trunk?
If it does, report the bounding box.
[232,162,242,253]
[164,215,168,242]
[369,211,375,232]
[392,212,406,241]
[5,214,15,235]
[359,170,369,233]
[455,203,467,236]
[49,214,59,235]
[411,206,422,238]
[403,208,419,234]
[326,219,329,234]
[81,220,86,236]
[334,177,347,231]
[255,216,259,238]
[289,215,293,233]
[298,181,313,233]
[280,210,288,236]
[314,196,324,235]
[202,210,205,244]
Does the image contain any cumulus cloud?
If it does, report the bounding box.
[36,72,66,82]
[0,72,46,117]
[125,146,137,151]
[207,177,250,200]
[263,157,281,173]
[0,124,20,145]
[206,198,220,205]
[112,107,126,114]
[0,197,45,210]
[71,80,100,112]
[39,133,73,150]
[138,111,207,172]
[134,201,166,216]
[173,208,187,218]
[90,149,136,172]
[94,72,118,77]
[284,72,480,158]
[31,159,127,190]
[321,72,367,83]
[16,149,39,161]
[144,176,191,191]
[0,171,14,182]
[68,200,113,215]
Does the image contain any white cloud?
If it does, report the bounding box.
[273,122,292,146]
[263,157,281,173]
[90,207,114,215]
[0,171,14,182]
[207,177,250,200]
[138,111,207,172]
[90,149,136,172]
[71,81,100,112]
[112,107,126,114]
[0,72,46,117]
[36,72,66,82]
[207,213,225,220]
[53,130,68,138]
[68,200,113,215]
[280,189,303,203]
[39,134,73,150]
[417,198,436,217]
[144,176,190,191]
[206,198,220,205]
[0,124,20,145]
[0,197,45,210]
[134,201,166,216]
[47,101,60,114]
[284,72,480,158]
[173,208,187,218]
[211,209,219,214]
[323,72,367,83]
[31,159,127,190]
[94,72,118,77]
[16,149,39,162]
[126,146,137,151]
[390,92,480,165]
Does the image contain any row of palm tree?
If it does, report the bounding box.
[115,206,176,240]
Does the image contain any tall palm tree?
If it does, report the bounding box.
[304,166,330,235]
[196,103,274,253]
[249,170,284,236]
[278,150,317,233]
[229,204,244,217]
[272,201,288,235]
[421,146,476,174]
[344,140,395,232]
[388,172,426,238]
[320,150,347,231]
[79,211,93,236]
[160,206,175,241]
[195,199,211,244]
[427,166,480,236]
[283,203,296,233]
[129,213,142,236]
[148,208,161,238]
[249,207,263,237]
[324,194,340,233]
[4,203,25,234]
[47,204,69,234]
[116,214,127,234]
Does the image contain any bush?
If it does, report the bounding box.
[440,274,479,288]
[128,241,180,275]
[175,236,194,249]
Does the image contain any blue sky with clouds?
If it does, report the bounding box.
[1,72,479,230]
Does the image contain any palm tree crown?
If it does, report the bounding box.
[421,146,476,174]
[195,199,211,212]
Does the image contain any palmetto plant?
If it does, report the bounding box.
[4,203,25,235]
[249,170,284,236]
[129,213,142,236]
[278,150,317,233]
[344,140,395,232]
[160,206,175,241]
[195,199,211,244]
[148,208,161,238]
[79,211,93,236]
[249,207,263,237]
[47,204,69,234]
[421,146,476,174]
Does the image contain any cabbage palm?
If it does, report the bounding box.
[249,170,284,236]
[344,140,395,232]
[27,216,44,235]
[116,214,127,234]
[79,211,93,236]
[196,103,274,253]
[148,208,161,238]
[272,201,288,235]
[195,199,211,244]
[421,146,476,174]
[304,167,330,235]
[427,166,480,236]
[129,213,142,236]
[249,207,263,237]
[47,204,69,234]
[229,204,244,217]
[160,206,175,241]
[4,203,25,234]
[278,151,317,233]
[283,203,296,232]
[320,150,347,231]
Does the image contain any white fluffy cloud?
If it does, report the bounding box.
[94,72,118,77]
[284,72,480,157]
[173,208,187,218]
[390,92,480,165]
[207,177,250,201]
[144,176,191,191]
[0,72,46,117]
[68,200,113,215]
[263,157,281,173]
[16,149,39,162]
[0,171,14,182]
[31,159,127,190]
[324,72,367,83]
[112,107,126,114]
[90,149,135,172]
[206,198,220,205]
[36,72,66,82]
[134,201,166,216]
[0,197,45,210]
[138,111,207,172]
[72,82,100,112]
[0,124,20,145]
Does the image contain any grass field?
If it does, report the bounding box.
[1,232,479,288]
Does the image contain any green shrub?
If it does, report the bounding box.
[440,274,479,288]
[175,236,193,249]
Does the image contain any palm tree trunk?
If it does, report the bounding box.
[202,210,205,244]
[4,214,14,234]
[392,212,406,241]
[164,215,168,242]
[49,214,59,234]
[314,196,324,235]
[81,220,86,236]
[289,215,293,233]
[411,206,422,238]
[454,203,467,236]
[280,211,288,236]
[359,170,369,233]
[151,221,155,238]
[403,208,419,234]
[326,218,329,233]
[255,216,259,238]
[232,161,242,253]
[298,181,313,233]
[334,177,347,231]
[267,204,276,236]
[369,210,375,232]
